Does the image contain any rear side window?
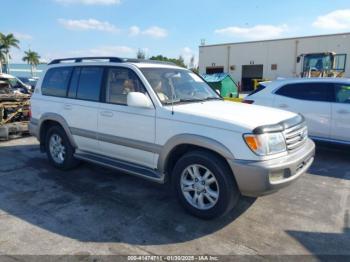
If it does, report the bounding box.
[275,83,334,102]
[76,67,104,101]
[42,67,72,97]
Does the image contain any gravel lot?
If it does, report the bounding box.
[0,136,349,258]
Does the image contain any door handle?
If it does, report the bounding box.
[278,104,288,109]
[63,104,72,110]
[337,109,350,114]
[100,111,114,117]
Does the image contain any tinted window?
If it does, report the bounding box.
[105,67,146,105]
[42,67,72,97]
[335,84,350,104]
[276,83,334,102]
[68,67,81,98]
[76,67,104,101]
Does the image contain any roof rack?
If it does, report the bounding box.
[48,57,125,65]
[48,57,177,66]
[123,58,176,66]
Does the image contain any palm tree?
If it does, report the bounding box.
[22,49,40,77]
[0,33,20,74]
[0,49,5,74]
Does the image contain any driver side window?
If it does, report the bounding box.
[105,67,147,105]
[335,84,350,104]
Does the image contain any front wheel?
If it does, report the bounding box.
[172,150,240,219]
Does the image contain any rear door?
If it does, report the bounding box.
[64,66,104,153]
[273,82,333,139]
[331,83,350,142]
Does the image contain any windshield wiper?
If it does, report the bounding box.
[202,97,223,101]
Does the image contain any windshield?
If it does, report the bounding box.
[0,77,24,89]
[140,68,221,104]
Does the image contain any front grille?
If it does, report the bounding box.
[283,122,308,151]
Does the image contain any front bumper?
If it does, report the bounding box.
[230,139,315,197]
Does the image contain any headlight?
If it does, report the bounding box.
[243,132,286,156]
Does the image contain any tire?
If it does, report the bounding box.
[172,150,240,219]
[45,125,80,170]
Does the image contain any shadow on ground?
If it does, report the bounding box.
[0,143,256,245]
[308,142,350,180]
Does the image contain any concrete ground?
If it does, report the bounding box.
[0,136,349,257]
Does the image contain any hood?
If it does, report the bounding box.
[171,100,297,132]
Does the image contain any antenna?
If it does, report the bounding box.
[200,39,206,46]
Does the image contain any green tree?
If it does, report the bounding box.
[0,33,20,74]
[149,54,186,68]
[136,49,146,59]
[0,49,5,74]
[22,49,40,77]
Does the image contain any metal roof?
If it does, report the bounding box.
[199,32,350,48]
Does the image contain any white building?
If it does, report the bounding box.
[199,32,350,91]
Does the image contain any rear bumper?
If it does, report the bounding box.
[230,139,315,197]
[28,119,39,139]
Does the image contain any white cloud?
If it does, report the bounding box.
[129,26,168,38]
[312,9,350,30]
[58,18,119,32]
[214,24,289,40]
[128,26,141,36]
[55,0,120,5]
[71,45,135,57]
[181,47,197,68]
[142,26,168,38]
[13,32,33,40]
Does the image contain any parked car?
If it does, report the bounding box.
[18,76,38,90]
[0,73,32,94]
[244,78,350,145]
[29,57,315,219]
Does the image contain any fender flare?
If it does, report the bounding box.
[38,113,77,148]
[157,134,235,174]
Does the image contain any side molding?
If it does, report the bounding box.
[158,134,235,174]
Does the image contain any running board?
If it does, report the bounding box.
[74,150,164,183]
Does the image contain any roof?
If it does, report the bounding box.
[264,77,350,87]
[199,32,350,48]
[202,73,231,83]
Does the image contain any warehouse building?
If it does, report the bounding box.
[199,32,350,91]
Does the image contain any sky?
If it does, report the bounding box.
[1,0,350,65]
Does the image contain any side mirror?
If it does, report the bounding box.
[127,92,153,109]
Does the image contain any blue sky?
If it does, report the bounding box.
[1,0,350,65]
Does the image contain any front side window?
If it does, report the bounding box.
[276,83,334,102]
[41,67,73,97]
[105,67,146,105]
[76,67,104,101]
[140,68,221,104]
[335,84,350,104]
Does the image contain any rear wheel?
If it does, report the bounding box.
[172,150,240,219]
[45,125,79,170]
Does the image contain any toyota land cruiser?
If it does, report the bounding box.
[29,57,315,219]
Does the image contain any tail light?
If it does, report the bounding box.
[242,99,254,104]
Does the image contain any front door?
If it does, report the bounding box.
[97,67,156,168]
[331,83,350,142]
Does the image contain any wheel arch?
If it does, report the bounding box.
[38,113,77,152]
[158,134,235,179]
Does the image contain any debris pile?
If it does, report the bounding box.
[0,81,30,140]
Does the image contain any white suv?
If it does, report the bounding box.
[245,78,350,145]
[30,57,315,219]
